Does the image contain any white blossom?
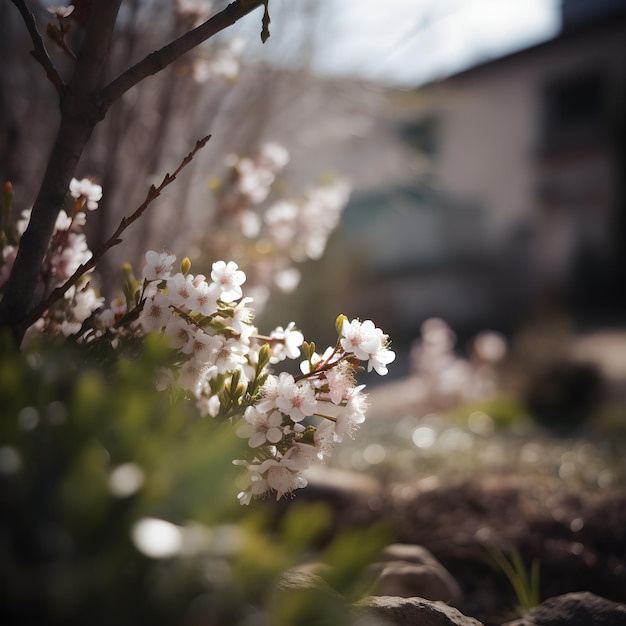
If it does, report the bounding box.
[269,322,304,363]
[139,292,171,332]
[275,373,317,423]
[69,177,102,211]
[48,4,75,18]
[211,260,245,302]
[236,406,283,448]
[142,250,176,282]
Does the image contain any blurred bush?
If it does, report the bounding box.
[0,334,384,625]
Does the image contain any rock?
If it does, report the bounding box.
[369,544,463,604]
[502,591,626,626]
[380,543,449,567]
[271,566,351,621]
[354,596,485,626]
[274,567,339,597]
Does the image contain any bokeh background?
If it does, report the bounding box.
[2,0,625,371]
[2,2,626,624]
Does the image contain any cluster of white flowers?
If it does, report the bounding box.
[133,250,395,504]
[1,176,395,504]
[261,177,350,263]
[175,0,213,26]
[191,37,246,83]
[206,143,350,301]
[175,1,248,84]
[0,178,104,340]
[409,317,506,409]
[229,142,290,206]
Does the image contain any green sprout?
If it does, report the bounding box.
[488,546,540,614]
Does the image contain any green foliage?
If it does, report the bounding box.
[0,334,386,625]
[0,333,243,624]
[488,546,540,615]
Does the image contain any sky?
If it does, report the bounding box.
[268,0,563,87]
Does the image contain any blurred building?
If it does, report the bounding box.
[341,0,626,341]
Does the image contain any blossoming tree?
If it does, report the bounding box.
[0,1,395,504]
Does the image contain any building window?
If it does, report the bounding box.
[541,71,606,153]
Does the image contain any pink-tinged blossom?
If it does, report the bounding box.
[53,208,85,233]
[164,316,195,354]
[54,210,73,232]
[281,442,321,470]
[190,277,219,316]
[69,177,102,211]
[229,297,255,342]
[332,385,367,443]
[299,346,340,376]
[212,336,248,374]
[269,322,304,363]
[142,250,176,282]
[235,462,273,504]
[48,4,75,18]
[211,260,245,302]
[97,300,127,329]
[367,343,396,376]
[275,373,317,423]
[50,232,91,281]
[236,407,283,448]
[324,363,353,404]
[265,462,307,500]
[139,292,171,332]
[188,329,219,363]
[247,458,308,501]
[256,374,279,413]
[313,421,336,459]
[177,359,206,392]
[70,286,104,323]
[166,272,197,308]
[341,318,384,361]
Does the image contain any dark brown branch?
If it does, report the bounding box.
[101,0,266,109]
[11,0,65,98]
[24,135,211,327]
[0,2,123,344]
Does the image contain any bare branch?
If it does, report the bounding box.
[0,1,123,343]
[24,136,212,327]
[11,0,65,98]
[101,0,266,110]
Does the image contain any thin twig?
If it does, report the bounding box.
[24,135,211,327]
[11,0,65,98]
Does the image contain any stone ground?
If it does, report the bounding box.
[290,331,626,625]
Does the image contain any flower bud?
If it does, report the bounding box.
[180,257,191,276]
[335,314,346,337]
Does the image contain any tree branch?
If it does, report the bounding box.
[101,0,266,109]
[10,0,65,99]
[0,1,122,344]
[24,136,211,328]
